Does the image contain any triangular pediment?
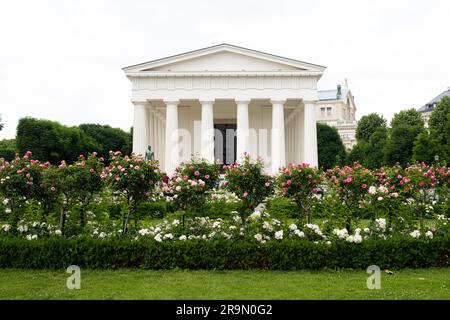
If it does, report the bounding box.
[123,44,326,74]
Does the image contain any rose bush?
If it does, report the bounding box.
[327,163,376,231]
[276,163,322,223]
[223,154,273,218]
[106,151,161,233]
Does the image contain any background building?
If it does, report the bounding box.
[317,80,357,149]
[417,87,450,125]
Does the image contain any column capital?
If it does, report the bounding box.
[235,99,251,105]
[131,100,148,106]
[199,99,215,105]
[271,99,287,105]
[164,99,180,106]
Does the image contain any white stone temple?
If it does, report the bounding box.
[123,44,326,174]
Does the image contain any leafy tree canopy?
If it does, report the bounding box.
[317,123,346,170]
[355,113,386,142]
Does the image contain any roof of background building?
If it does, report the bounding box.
[418,88,450,113]
[318,87,348,101]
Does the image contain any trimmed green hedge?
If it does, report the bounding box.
[0,237,448,270]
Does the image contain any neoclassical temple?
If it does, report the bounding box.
[123,44,325,174]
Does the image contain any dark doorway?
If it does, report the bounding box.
[214,124,237,165]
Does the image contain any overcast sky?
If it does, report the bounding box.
[0,0,449,139]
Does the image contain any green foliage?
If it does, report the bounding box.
[275,163,322,223]
[0,139,17,162]
[107,151,162,233]
[16,117,98,164]
[364,127,388,169]
[0,237,447,269]
[317,123,346,170]
[0,151,44,225]
[385,109,425,166]
[428,96,450,137]
[169,158,220,215]
[347,128,389,169]
[327,163,376,231]
[202,199,240,218]
[265,197,298,219]
[136,200,172,219]
[79,124,132,158]
[356,113,387,142]
[224,154,273,217]
[412,130,445,163]
[175,157,220,190]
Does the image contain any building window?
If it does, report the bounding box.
[320,107,326,117]
[327,107,332,116]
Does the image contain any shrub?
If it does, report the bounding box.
[0,151,45,226]
[327,163,376,231]
[265,196,298,219]
[169,157,221,217]
[275,163,322,223]
[0,237,447,270]
[106,152,162,233]
[223,154,273,218]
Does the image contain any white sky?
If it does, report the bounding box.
[0,0,449,139]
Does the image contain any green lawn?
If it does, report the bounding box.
[0,268,448,300]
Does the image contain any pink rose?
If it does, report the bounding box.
[51,187,56,192]
[176,186,182,192]
[205,175,210,180]
[243,192,248,198]
[194,171,200,176]
[361,184,367,189]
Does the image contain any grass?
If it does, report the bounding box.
[0,268,448,300]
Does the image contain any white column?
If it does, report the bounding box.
[271,99,286,173]
[132,101,148,156]
[165,100,179,175]
[200,100,215,163]
[236,99,250,159]
[303,101,318,167]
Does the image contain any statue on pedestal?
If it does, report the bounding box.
[145,145,154,161]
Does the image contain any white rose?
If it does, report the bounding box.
[274,230,283,240]
[154,234,162,242]
[179,235,187,241]
[353,234,362,243]
[289,224,297,231]
[254,233,263,242]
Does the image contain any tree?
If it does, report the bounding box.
[0,139,17,161]
[412,130,444,164]
[347,142,367,165]
[79,124,132,158]
[427,96,450,162]
[385,109,424,166]
[362,127,388,169]
[429,96,450,137]
[0,114,3,131]
[16,117,98,164]
[317,123,346,170]
[356,113,387,143]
